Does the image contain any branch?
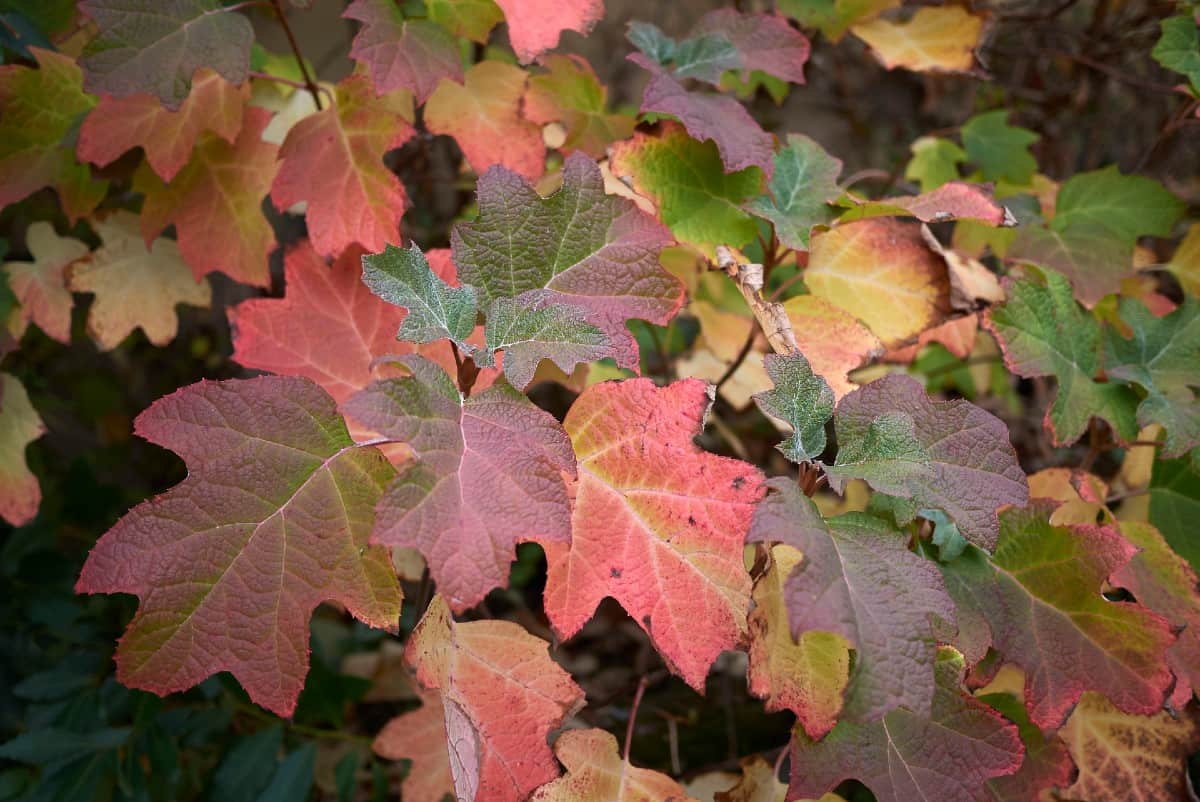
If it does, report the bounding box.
[623,676,649,763]
[714,246,798,356]
[268,0,324,110]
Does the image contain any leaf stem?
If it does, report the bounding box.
[248,70,333,103]
[623,676,649,763]
[268,0,324,110]
[233,701,372,745]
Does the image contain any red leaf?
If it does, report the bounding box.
[76,376,402,716]
[543,378,765,690]
[345,0,463,104]
[494,0,604,63]
[271,74,414,259]
[372,688,454,802]
[406,595,585,802]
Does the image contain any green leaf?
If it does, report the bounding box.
[753,350,835,463]
[255,743,316,802]
[425,0,503,43]
[625,21,676,63]
[1007,222,1134,308]
[961,110,1039,185]
[361,243,478,352]
[1149,454,1200,572]
[477,291,612,389]
[905,135,965,192]
[825,374,1028,550]
[1152,15,1200,94]
[78,0,253,110]
[673,34,741,83]
[208,726,284,802]
[983,270,1138,445]
[610,123,764,250]
[0,728,129,770]
[939,502,1174,729]
[1105,297,1200,457]
[921,508,967,562]
[744,134,843,250]
[1052,166,1185,245]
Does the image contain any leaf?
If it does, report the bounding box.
[630,54,774,176]
[493,0,603,63]
[76,375,402,716]
[67,211,212,350]
[406,595,585,802]
[977,690,1075,802]
[208,725,284,802]
[0,373,44,527]
[1150,455,1200,571]
[78,0,253,109]
[425,0,503,43]
[230,242,407,403]
[344,0,462,104]
[476,291,611,390]
[372,689,454,802]
[938,501,1174,730]
[343,356,575,611]
[1006,223,1133,308]
[256,743,315,802]
[779,0,899,42]
[781,295,883,400]
[744,134,842,250]
[424,60,544,180]
[135,106,279,287]
[1166,222,1200,297]
[747,478,956,720]
[530,729,698,802]
[961,110,1039,185]
[1116,519,1200,707]
[2,221,87,344]
[825,373,1028,549]
[1058,692,1200,802]
[748,544,849,738]
[543,378,765,690]
[985,270,1139,445]
[851,6,984,73]
[837,181,1011,227]
[78,69,248,182]
[788,649,1023,802]
[0,48,106,222]
[1153,15,1200,94]
[1105,297,1200,457]
[361,243,478,351]
[1052,166,1185,245]
[610,123,765,251]
[905,136,965,192]
[271,74,414,259]
[753,350,834,463]
[452,152,682,371]
[689,9,811,84]
[525,55,635,159]
[804,218,950,347]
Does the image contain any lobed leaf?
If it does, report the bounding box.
[1052,165,1184,245]
[1007,222,1133,308]
[753,350,835,463]
[961,110,1039,185]
[544,378,765,690]
[493,0,603,63]
[525,55,635,159]
[531,729,699,802]
[361,243,478,352]
[744,134,842,250]
[2,221,87,344]
[0,373,44,527]
[851,6,985,73]
[344,0,462,104]
[76,376,402,716]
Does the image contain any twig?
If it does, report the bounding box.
[1080,419,1106,472]
[1105,488,1149,505]
[773,735,791,780]
[248,70,332,103]
[623,676,649,763]
[714,328,758,391]
[269,0,324,110]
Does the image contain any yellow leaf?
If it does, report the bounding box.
[852,6,984,73]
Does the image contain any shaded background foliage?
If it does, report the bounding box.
[0,0,1197,800]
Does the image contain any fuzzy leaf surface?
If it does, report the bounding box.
[405,596,584,802]
[343,356,574,611]
[477,291,611,390]
[452,152,681,371]
[361,244,477,351]
[939,501,1174,729]
[744,134,842,250]
[826,373,1028,549]
[788,650,1023,802]
[747,479,956,721]
[78,0,252,109]
[345,0,462,104]
[76,376,402,717]
[544,378,765,690]
[753,350,835,463]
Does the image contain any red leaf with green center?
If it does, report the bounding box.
[135,106,279,287]
[345,0,463,104]
[343,356,575,611]
[76,376,402,716]
[405,595,585,802]
[452,152,683,371]
[939,501,1174,730]
[78,69,249,181]
[543,378,765,690]
[271,74,415,259]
